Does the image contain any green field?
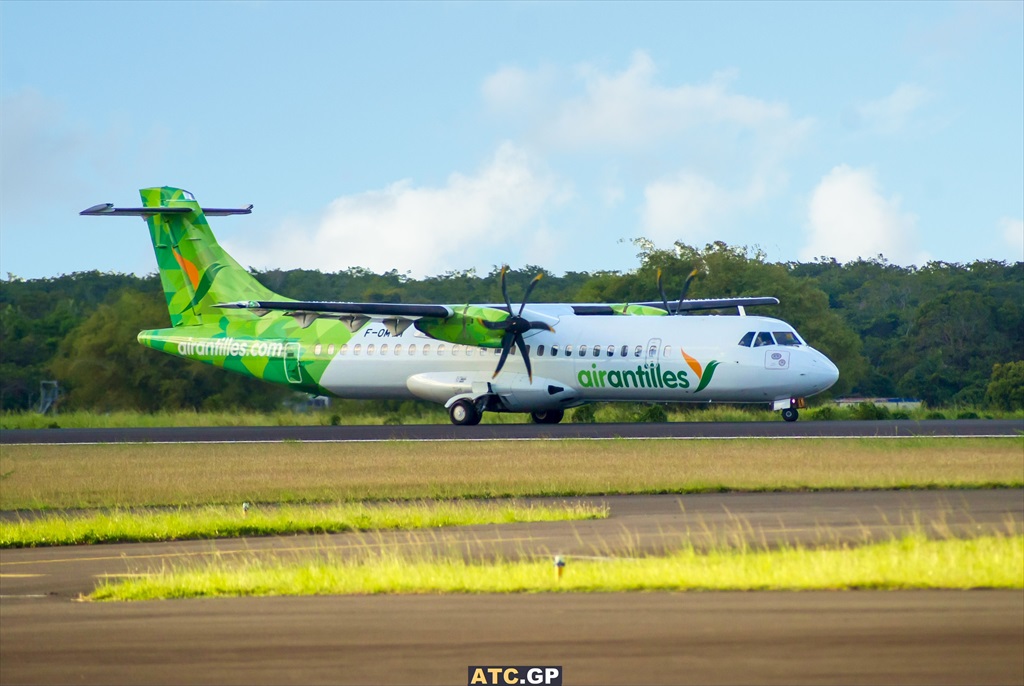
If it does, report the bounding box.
[1,437,1020,510]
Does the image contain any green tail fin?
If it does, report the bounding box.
[137,187,282,327]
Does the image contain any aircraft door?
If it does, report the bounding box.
[284,342,303,383]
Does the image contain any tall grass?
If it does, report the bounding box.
[90,532,1024,600]
[0,500,607,548]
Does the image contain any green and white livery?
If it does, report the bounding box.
[82,187,839,425]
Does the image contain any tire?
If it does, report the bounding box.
[449,399,481,426]
[530,409,564,425]
[781,408,799,422]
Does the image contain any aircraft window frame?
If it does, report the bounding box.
[480,347,489,357]
[620,345,629,357]
[379,343,388,356]
[648,344,658,357]
[436,343,446,355]
[314,344,322,356]
[353,343,362,356]
[422,343,430,355]
[537,344,545,356]
[551,344,559,356]
[738,332,755,347]
[408,344,417,355]
[753,332,775,347]
[607,345,615,357]
[340,344,349,355]
[564,344,573,356]
[452,344,463,355]
[634,345,643,358]
[466,346,475,356]
[579,345,588,357]
[663,345,672,357]
[773,331,802,346]
[327,344,335,356]
[393,344,402,355]
[367,344,376,356]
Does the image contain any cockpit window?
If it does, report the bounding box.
[773,331,802,346]
[753,332,775,347]
[738,332,755,347]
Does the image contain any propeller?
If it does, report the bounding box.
[656,267,700,315]
[482,266,554,382]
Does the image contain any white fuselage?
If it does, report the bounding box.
[317,307,839,410]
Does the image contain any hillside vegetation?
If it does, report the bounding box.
[2,241,1021,413]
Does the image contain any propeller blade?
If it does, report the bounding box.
[518,273,543,317]
[657,268,670,314]
[514,333,533,382]
[492,331,514,378]
[675,268,700,315]
[529,321,555,333]
[499,266,512,312]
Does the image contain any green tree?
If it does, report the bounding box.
[985,361,1024,411]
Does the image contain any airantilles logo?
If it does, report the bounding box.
[575,348,719,393]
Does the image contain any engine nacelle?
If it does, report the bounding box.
[487,373,579,412]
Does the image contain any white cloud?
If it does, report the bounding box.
[230,143,570,276]
[1000,217,1024,259]
[846,84,932,134]
[801,165,926,265]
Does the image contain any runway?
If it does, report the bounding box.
[2,489,1022,684]
[2,418,1022,444]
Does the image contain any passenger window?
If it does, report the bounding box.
[328,344,335,355]
[663,345,672,357]
[314,344,322,355]
[524,345,531,356]
[408,344,417,355]
[353,344,362,355]
[367,344,376,355]
[393,344,402,355]
[634,345,642,357]
[379,344,388,356]
[621,345,629,357]
[579,345,588,357]
[648,344,657,357]
[340,344,349,355]
[592,345,601,357]
[773,331,802,346]
[480,347,488,356]
[754,332,775,347]
[537,344,545,356]
[607,345,615,357]
[466,346,474,356]
[422,343,430,355]
[551,345,559,356]
[738,332,755,347]
[436,343,446,354]
[452,344,462,355]
[565,345,573,356]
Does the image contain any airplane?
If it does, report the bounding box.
[81,187,839,425]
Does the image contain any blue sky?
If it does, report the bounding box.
[2,0,1021,281]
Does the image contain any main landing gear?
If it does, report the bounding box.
[781,407,799,422]
[530,409,564,425]
[448,398,482,426]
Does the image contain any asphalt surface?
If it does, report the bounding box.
[2,418,1022,444]
[2,489,1023,684]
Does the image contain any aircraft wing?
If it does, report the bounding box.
[572,296,779,315]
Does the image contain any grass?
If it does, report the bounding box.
[89,532,1024,600]
[0,500,608,548]
[2,438,1021,510]
[3,405,1021,429]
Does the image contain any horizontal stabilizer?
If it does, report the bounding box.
[81,203,253,217]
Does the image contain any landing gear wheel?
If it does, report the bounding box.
[449,399,482,426]
[781,408,799,422]
[530,409,564,425]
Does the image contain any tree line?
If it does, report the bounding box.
[2,240,1021,412]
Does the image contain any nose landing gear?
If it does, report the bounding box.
[773,397,806,422]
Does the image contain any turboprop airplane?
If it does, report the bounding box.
[81,187,839,425]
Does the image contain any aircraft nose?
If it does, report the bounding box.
[798,350,840,395]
